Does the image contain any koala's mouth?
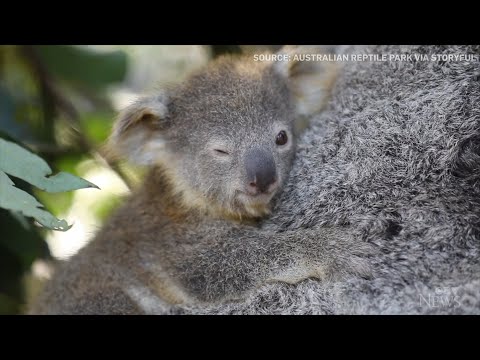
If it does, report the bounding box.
[238,191,274,203]
[224,186,280,219]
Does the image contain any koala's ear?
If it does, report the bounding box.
[273,45,340,117]
[108,93,170,165]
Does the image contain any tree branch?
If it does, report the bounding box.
[19,45,134,190]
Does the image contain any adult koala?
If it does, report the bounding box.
[175,45,480,314]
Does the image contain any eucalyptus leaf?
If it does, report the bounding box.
[0,171,71,231]
[0,138,98,193]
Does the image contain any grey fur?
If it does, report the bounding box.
[30,45,480,314]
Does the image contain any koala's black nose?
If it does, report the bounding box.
[244,148,277,194]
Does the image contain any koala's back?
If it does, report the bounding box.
[29,172,196,314]
[29,210,145,314]
[29,254,138,314]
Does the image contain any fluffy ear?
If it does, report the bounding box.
[273,45,340,117]
[108,93,170,165]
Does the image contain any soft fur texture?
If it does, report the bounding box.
[168,45,480,314]
[31,45,480,314]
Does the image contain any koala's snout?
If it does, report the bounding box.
[244,148,277,195]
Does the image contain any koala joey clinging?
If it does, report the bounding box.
[111,55,299,220]
[29,48,370,314]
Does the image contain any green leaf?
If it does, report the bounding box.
[33,45,128,90]
[0,138,99,231]
[0,138,98,192]
[0,171,71,231]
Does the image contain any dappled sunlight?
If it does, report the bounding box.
[46,160,130,260]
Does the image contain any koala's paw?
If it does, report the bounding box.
[265,259,329,285]
[266,233,375,286]
[328,240,375,280]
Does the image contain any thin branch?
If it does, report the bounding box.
[19,45,134,190]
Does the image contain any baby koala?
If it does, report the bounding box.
[112,54,298,220]
[29,47,369,314]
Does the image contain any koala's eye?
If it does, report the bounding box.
[214,149,229,155]
[275,130,288,146]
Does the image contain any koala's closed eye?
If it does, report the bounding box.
[214,148,230,155]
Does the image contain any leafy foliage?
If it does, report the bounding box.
[0,45,128,314]
[0,138,97,193]
[0,138,98,231]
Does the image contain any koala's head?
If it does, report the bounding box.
[110,47,336,219]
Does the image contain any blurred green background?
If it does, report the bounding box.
[0,45,263,314]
